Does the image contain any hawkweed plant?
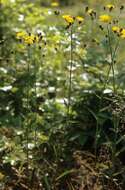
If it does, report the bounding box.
[94,5,124,161]
[62,15,74,127]
[63,15,84,127]
[16,32,39,184]
[67,25,73,127]
[94,6,120,159]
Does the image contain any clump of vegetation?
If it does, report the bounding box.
[1,0,125,189]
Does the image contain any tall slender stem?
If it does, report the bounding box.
[100,37,120,104]
[26,47,30,182]
[67,25,73,127]
[107,25,116,93]
[34,52,37,147]
[95,27,120,160]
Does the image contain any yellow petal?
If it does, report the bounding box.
[99,15,112,23]
[62,15,75,24]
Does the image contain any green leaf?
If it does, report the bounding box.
[115,146,125,157]
[56,169,76,181]
[116,135,125,145]
[79,134,88,146]
[87,107,98,121]
[69,134,80,141]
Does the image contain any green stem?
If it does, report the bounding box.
[95,120,99,161]
[107,25,116,93]
[94,28,120,160]
[67,25,73,127]
[34,54,37,148]
[26,46,31,181]
[102,38,119,97]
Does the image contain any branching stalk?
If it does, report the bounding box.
[95,25,120,160]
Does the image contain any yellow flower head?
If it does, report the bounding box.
[76,16,84,23]
[86,9,96,19]
[112,26,120,33]
[16,31,26,39]
[120,29,125,39]
[51,2,59,7]
[106,4,115,10]
[99,14,112,23]
[24,34,39,45]
[16,31,39,45]
[62,15,75,24]
[87,9,93,15]
[24,36,34,45]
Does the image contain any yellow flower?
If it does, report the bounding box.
[112,26,120,33]
[87,9,93,15]
[24,34,38,45]
[76,16,84,23]
[16,31,26,39]
[62,15,75,24]
[24,36,34,45]
[16,31,39,45]
[51,2,59,7]
[120,29,125,38]
[86,9,96,19]
[99,14,112,23]
[106,4,115,10]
